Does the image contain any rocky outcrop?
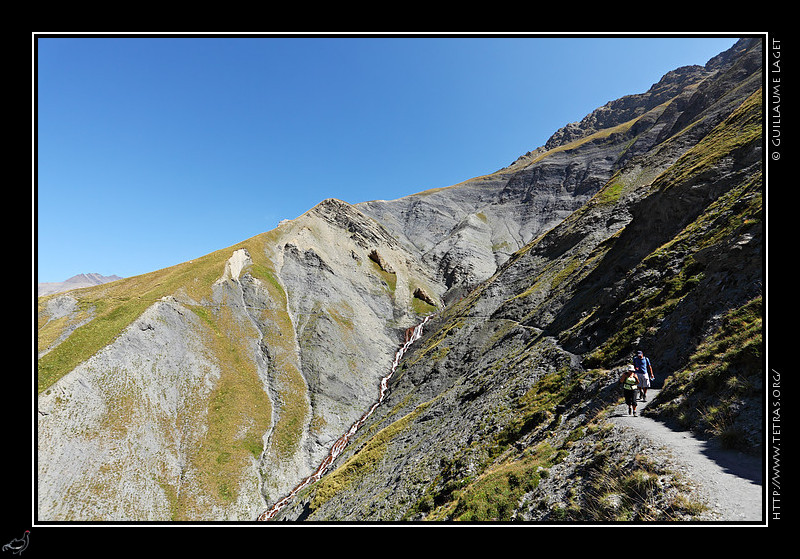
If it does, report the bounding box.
[38,298,248,520]
[37,196,442,521]
[36,38,763,523]
[355,63,707,299]
[357,39,763,309]
[270,38,764,522]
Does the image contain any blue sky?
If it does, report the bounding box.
[35,34,741,283]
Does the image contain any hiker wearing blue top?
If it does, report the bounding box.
[633,351,655,401]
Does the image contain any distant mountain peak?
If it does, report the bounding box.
[37,273,122,297]
[36,38,765,523]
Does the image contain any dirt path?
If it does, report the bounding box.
[610,389,763,522]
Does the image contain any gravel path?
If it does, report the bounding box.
[610,389,763,522]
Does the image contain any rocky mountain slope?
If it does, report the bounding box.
[270,37,764,522]
[37,196,442,521]
[36,38,764,523]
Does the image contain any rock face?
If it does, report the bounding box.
[270,37,764,521]
[355,50,732,301]
[37,197,441,521]
[36,38,764,522]
[38,299,240,520]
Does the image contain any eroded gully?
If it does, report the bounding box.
[257,315,433,521]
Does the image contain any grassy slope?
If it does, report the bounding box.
[37,229,307,514]
[433,89,763,521]
[293,87,763,521]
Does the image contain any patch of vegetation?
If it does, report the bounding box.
[445,448,552,521]
[549,254,584,291]
[491,367,573,454]
[584,91,763,369]
[411,294,437,315]
[306,399,434,512]
[409,367,603,521]
[652,296,762,451]
[369,259,397,293]
[252,264,286,298]
[576,451,707,521]
[410,441,559,522]
[36,237,257,393]
[592,176,627,207]
[187,303,272,509]
[656,89,762,191]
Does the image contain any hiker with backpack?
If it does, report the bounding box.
[633,350,655,401]
[619,364,640,416]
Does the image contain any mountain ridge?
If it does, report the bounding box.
[37,273,123,297]
[36,37,764,523]
[268,38,764,521]
[271,85,762,521]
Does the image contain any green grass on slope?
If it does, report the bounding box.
[37,232,278,393]
[180,302,273,515]
[37,253,226,394]
[648,296,763,451]
[37,231,306,515]
[585,89,762,367]
[309,89,764,522]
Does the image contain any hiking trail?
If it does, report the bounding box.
[609,389,763,522]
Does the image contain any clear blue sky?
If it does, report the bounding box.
[35,34,741,283]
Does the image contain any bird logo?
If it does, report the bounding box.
[2,531,29,555]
